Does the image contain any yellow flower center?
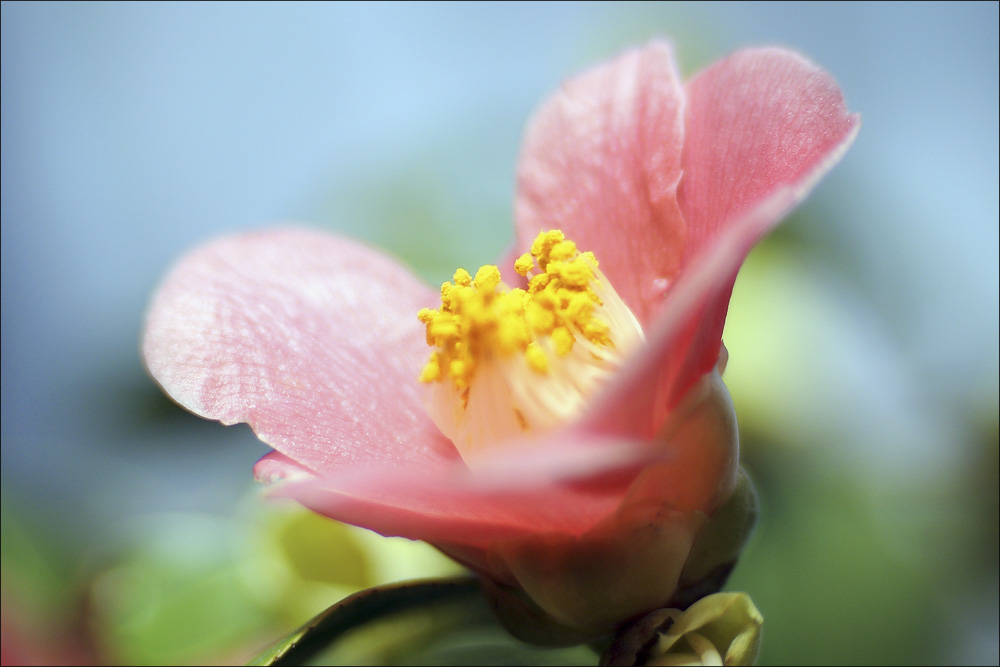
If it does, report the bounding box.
[417,230,644,463]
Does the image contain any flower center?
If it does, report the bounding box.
[418,230,644,462]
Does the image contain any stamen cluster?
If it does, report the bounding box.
[418,230,612,390]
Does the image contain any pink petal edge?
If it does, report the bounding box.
[271,432,662,546]
[254,451,318,484]
[142,227,460,475]
[514,40,688,324]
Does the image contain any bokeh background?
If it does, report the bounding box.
[2,2,997,665]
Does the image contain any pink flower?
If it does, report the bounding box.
[143,42,857,636]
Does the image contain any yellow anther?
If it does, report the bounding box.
[449,359,470,389]
[419,354,442,383]
[514,253,535,277]
[527,272,551,294]
[549,240,577,261]
[453,268,472,286]
[525,300,557,334]
[474,265,501,290]
[552,326,575,356]
[562,291,594,321]
[498,317,530,354]
[531,229,565,259]
[429,316,460,341]
[525,342,549,373]
[582,319,612,346]
[565,259,597,288]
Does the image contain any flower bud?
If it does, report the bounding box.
[603,592,763,666]
[648,592,762,666]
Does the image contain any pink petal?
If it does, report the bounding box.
[275,433,656,549]
[143,227,460,474]
[584,48,859,439]
[582,294,748,514]
[514,40,688,324]
[584,186,800,440]
[669,48,860,397]
[679,47,861,262]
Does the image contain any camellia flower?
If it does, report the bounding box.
[143,41,858,638]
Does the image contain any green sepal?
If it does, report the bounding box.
[248,577,480,666]
[677,467,759,592]
[479,576,609,647]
